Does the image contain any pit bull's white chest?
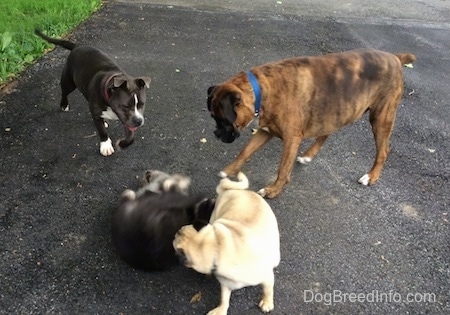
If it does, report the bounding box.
[101,107,119,120]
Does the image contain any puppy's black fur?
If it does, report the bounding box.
[112,186,214,271]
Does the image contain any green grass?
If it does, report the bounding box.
[0,0,101,85]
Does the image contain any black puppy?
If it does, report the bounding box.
[35,30,151,156]
[111,170,215,271]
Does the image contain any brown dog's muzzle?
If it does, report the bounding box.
[213,120,240,143]
[207,86,242,143]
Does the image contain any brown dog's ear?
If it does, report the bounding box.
[222,92,241,123]
[136,77,151,89]
[207,86,216,111]
[207,86,215,96]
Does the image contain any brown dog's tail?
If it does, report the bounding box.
[35,29,76,51]
[216,172,249,194]
[395,52,416,65]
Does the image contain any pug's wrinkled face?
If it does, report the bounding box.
[173,225,215,275]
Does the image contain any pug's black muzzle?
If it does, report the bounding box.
[214,121,240,144]
[175,249,189,266]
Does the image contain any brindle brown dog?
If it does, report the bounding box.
[207,49,416,198]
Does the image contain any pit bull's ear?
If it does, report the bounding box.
[113,76,128,89]
[207,86,216,111]
[222,92,241,123]
[136,77,151,89]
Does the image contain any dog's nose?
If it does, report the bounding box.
[132,116,144,127]
[175,249,188,265]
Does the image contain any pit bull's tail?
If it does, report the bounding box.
[395,52,416,65]
[216,172,249,194]
[35,29,76,51]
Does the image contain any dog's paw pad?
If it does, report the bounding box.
[218,171,228,178]
[100,138,115,156]
[358,174,370,186]
[257,188,266,197]
[258,299,274,313]
[297,156,312,164]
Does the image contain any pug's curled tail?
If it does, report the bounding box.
[216,172,249,194]
[35,29,76,51]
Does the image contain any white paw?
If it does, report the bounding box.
[218,171,228,178]
[259,299,274,313]
[297,156,312,164]
[207,306,227,315]
[100,138,115,156]
[121,189,136,200]
[62,106,69,112]
[358,174,370,185]
[257,188,266,197]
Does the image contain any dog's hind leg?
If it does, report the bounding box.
[207,284,231,315]
[297,135,329,164]
[259,271,275,313]
[359,103,398,186]
[59,66,75,111]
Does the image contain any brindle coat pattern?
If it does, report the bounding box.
[208,49,416,198]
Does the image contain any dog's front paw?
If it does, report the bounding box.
[121,189,136,200]
[297,156,312,164]
[117,138,135,150]
[207,306,227,315]
[218,171,228,178]
[259,298,274,313]
[257,188,267,197]
[257,186,281,199]
[358,174,370,186]
[100,138,115,156]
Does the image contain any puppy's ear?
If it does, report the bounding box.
[113,76,128,89]
[144,170,153,183]
[207,86,216,111]
[222,92,241,123]
[136,77,151,89]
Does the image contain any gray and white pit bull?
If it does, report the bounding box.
[35,30,151,156]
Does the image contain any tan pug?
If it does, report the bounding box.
[173,172,280,315]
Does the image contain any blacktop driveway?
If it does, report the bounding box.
[1,1,449,314]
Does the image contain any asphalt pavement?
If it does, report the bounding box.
[1,1,449,314]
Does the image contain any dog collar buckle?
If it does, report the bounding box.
[246,70,261,116]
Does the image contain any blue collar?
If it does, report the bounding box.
[246,70,261,116]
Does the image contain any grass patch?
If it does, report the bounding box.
[0,0,101,85]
